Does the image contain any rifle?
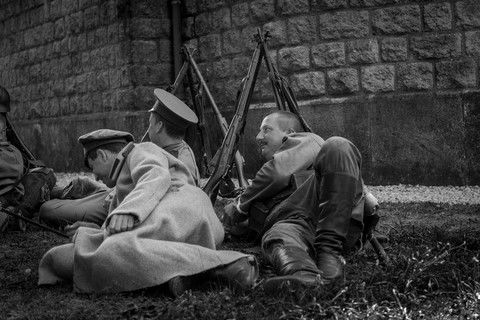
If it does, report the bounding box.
[203,32,264,203]
[188,70,212,176]
[367,233,391,267]
[259,32,312,133]
[140,49,249,189]
[0,201,69,238]
[183,46,249,189]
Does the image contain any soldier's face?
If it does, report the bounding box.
[88,150,116,187]
[256,114,288,160]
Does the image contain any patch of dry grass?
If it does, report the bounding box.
[1,203,479,319]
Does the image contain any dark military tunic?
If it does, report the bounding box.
[0,141,24,198]
[0,141,24,230]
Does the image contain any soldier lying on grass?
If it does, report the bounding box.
[38,129,258,296]
[223,110,378,294]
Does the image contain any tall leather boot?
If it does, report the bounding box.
[263,245,325,294]
[207,256,259,291]
[315,173,362,283]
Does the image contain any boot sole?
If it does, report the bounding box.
[263,277,320,297]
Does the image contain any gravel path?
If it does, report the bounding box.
[55,173,480,205]
[368,185,480,205]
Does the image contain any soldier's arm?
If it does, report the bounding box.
[237,157,292,214]
[105,143,171,226]
[237,134,324,214]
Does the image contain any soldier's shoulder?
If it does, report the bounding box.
[0,141,22,157]
[135,142,170,159]
[287,132,324,146]
[0,141,24,182]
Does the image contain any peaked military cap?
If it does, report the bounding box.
[149,88,198,129]
[78,129,134,168]
[0,86,11,113]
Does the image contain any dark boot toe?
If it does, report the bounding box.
[316,251,345,284]
[211,256,259,291]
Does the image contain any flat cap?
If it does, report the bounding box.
[78,129,134,167]
[149,88,198,129]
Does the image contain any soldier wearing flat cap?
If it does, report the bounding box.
[39,89,201,229]
[39,128,259,297]
[147,88,200,186]
[39,129,134,228]
[79,129,134,173]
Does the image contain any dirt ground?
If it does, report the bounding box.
[1,200,479,319]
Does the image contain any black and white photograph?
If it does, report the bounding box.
[1,0,479,318]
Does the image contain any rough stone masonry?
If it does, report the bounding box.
[1,0,480,185]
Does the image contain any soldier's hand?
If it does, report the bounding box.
[223,202,248,227]
[107,214,135,235]
[64,221,100,238]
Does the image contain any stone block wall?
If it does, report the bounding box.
[1,0,480,184]
[0,0,173,170]
[183,0,480,185]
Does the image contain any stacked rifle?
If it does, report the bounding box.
[140,46,249,197]
[203,29,311,200]
[140,29,311,201]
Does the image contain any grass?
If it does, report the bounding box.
[1,202,479,319]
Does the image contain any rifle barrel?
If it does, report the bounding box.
[1,205,69,238]
[203,39,263,198]
[184,46,249,188]
[184,47,228,135]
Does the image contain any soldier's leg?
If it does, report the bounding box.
[38,243,74,284]
[39,190,109,228]
[313,136,364,281]
[262,221,324,292]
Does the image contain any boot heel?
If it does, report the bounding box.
[168,276,192,298]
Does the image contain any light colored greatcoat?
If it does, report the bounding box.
[163,140,200,187]
[38,142,246,293]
